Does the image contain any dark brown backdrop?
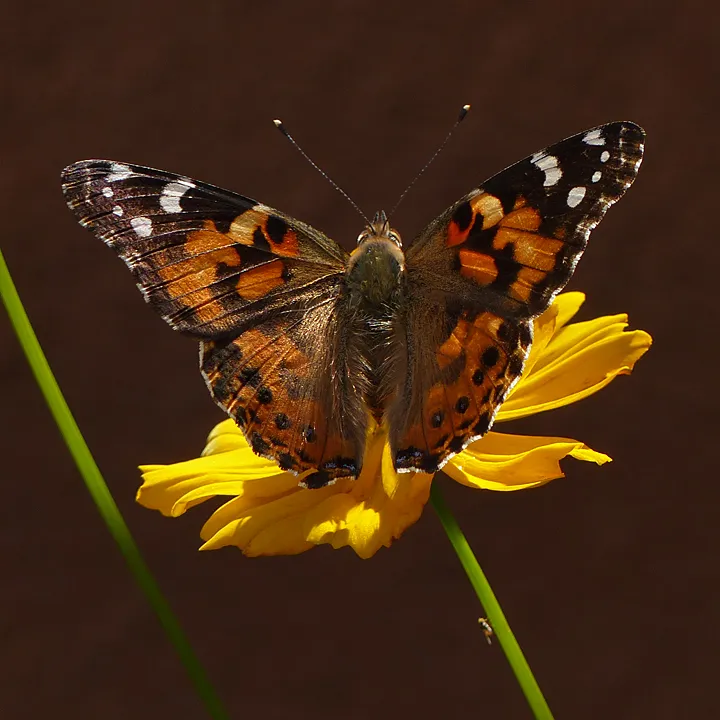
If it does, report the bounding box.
[2,2,717,718]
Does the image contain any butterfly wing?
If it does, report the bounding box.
[199,296,367,486]
[61,160,347,337]
[62,161,366,484]
[390,121,645,472]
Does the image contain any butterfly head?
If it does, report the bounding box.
[356,210,402,248]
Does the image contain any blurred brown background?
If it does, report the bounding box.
[1,1,717,718]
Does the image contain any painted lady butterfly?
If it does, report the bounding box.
[62,120,644,488]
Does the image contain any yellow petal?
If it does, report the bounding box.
[498,312,652,421]
[143,422,432,558]
[552,291,587,330]
[199,488,340,555]
[137,441,294,517]
[202,418,251,455]
[445,430,611,491]
[518,292,585,378]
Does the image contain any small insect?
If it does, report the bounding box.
[478,617,494,645]
[61,108,644,488]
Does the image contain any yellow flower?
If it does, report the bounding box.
[137,292,651,559]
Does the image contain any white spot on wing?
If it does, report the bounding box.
[583,128,606,146]
[107,163,133,182]
[531,152,562,187]
[600,150,610,163]
[102,186,114,198]
[567,186,586,208]
[591,171,602,183]
[130,216,152,237]
[160,180,195,213]
[112,205,123,216]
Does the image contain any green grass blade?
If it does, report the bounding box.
[430,482,554,720]
[0,250,229,720]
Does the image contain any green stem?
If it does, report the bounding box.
[430,482,554,720]
[0,250,228,720]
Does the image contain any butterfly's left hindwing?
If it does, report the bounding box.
[391,121,645,473]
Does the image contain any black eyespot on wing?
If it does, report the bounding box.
[275,413,291,430]
[266,215,288,245]
[482,347,500,368]
[455,396,470,414]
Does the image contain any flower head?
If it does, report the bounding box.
[137,292,651,558]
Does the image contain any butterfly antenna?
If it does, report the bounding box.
[273,119,372,227]
[388,104,471,220]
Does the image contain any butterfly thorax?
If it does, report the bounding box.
[346,238,405,309]
[346,213,405,309]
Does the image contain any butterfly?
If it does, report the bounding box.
[61,120,644,488]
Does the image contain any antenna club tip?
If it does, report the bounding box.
[458,104,471,121]
[273,118,288,135]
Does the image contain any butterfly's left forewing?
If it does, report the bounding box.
[390,121,645,473]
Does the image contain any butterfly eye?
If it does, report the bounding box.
[388,231,401,246]
[356,231,370,245]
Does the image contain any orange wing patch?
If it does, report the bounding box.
[185,223,242,259]
[236,259,286,300]
[458,249,498,284]
[157,222,241,290]
[493,227,564,271]
[500,205,541,231]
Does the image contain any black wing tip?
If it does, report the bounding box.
[617,121,646,145]
[60,159,127,188]
[60,160,88,183]
[596,120,646,146]
[621,120,645,134]
[595,119,644,132]
[62,159,113,173]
